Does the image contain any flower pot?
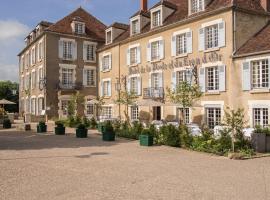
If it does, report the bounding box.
[3,120,11,129]
[102,131,115,141]
[139,135,153,146]
[76,128,88,138]
[37,124,47,133]
[55,126,65,135]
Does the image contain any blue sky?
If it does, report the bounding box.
[0,0,158,81]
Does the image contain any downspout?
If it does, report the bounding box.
[118,44,121,120]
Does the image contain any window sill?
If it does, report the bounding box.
[204,47,220,53]
[101,69,111,73]
[174,53,188,59]
[150,59,162,64]
[103,96,111,99]
[205,91,220,95]
[61,58,74,61]
[84,85,96,88]
[129,63,139,67]
[250,89,270,94]
[84,60,96,63]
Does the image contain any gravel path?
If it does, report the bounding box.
[0,130,270,200]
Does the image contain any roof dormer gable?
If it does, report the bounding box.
[71,16,86,34]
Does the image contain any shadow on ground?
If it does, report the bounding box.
[0,129,134,151]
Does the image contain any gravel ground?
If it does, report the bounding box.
[0,129,270,200]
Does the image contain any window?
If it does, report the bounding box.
[86,103,94,116]
[206,107,221,129]
[253,108,269,127]
[61,68,74,87]
[152,73,159,89]
[75,23,84,34]
[31,71,36,90]
[176,71,188,85]
[38,41,43,61]
[84,69,96,86]
[21,56,25,72]
[191,0,203,14]
[31,48,36,65]
[252,59,269,89]
[61,100,70,116]
[101,107,112,119]
[130,47,138,65]
[131,19,139,35]
[63,41,72,59]
[85,44,95,61]
[31,98,36,115]
[103,80,110,96]
[106,30,112,44]
[179,108,190,124]
[205,24,218,49]
[38,97,44,115]
[176,33,187,55]
[152,10,161,28]
[131,106,139,120]
[206,67,219,91]
[151,41,160,61]
[130,77,138,94]
[102,55,110,71]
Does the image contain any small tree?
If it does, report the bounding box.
[67,91,85,118]
[223,108,247,152]
[95,96,105,119]
[114,76,138,125]
[167,81,202,124]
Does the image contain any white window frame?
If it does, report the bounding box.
[83,41,97,62]
[151,7,162,28]
[59,64,76,88]
[83,66,96,87]
[101,53,112,72]
[106,28,113,45]
[102,78,112,97]
[130,106,139,121]
[37,39,44,62]
[101,106,113,119]
[251,59,269,89]
[189,0,204,15]
[130,16,140,35]
[74,22,85,34]
[206,66,219,92]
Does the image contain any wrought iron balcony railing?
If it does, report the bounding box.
[58,82,82,90]
[143,87,164,99]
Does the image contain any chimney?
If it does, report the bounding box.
[261,0,270,12]
[140,0,148,11]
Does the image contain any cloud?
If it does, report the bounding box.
[0,20,30,82]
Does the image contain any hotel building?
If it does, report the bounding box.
[18,0,270,128]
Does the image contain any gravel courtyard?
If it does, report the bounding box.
[0,129,270,200]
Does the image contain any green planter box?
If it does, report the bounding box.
[139,135,153,146]
[76,128,88,138]
[55,126,65,135]
[3,122,11,129]
[37,125,47,133]
[102,131,115,141]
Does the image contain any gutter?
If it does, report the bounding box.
[233,50,270,59]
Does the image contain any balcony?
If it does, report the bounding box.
[57,82,82,90]
[143,87,164,99]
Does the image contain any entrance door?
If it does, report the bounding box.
[153,106,161,121]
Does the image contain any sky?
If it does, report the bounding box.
[0,0,158,82]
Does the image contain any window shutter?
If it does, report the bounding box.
[171,35,176,57]
[137,77,141,95]
[127,77,131,93]
[171,71,176,90]
[218,21,226,48]
[242,61,251,91]
[73,42,77,60]
[108,81,112,96]
[109,54,112,70]
[127,48,130,66]
[199,68,206,92]
[186,31,193,54]
[159,40,164,60]
[137,46,141,64]
[147,43,151,62]
[199,28,205,51]
[99,56,103,72]
[83,44,87,61]
[149,74,152,88]
[186,69,193,84]
[158,73,163,88]
[58,40,63,59]
[83,69,87,86]
[100,81,103,96]
[219,65,226,92]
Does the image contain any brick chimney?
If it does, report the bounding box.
[261,0,270,12]
[140,0,148,11]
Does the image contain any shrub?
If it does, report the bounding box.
[179,125,193,148]
[104,121,114,133]
[82,117,90,128]
[89,117,97,129]
[129,121,143,139]
[55,120,64,128]
[160,125,181,147]
[38,121,46,126]
[141,128,151,136]
[3,118,11,129]
[254,125,270,136]
[112,120,121,133]
[77,123,86,129]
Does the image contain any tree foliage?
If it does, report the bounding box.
[0,81,19,113]
[67,91,85,117]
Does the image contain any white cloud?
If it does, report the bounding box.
[0,20,30,82]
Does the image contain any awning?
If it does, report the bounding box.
[0,99,16,105]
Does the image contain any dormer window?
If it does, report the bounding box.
[131,19,140,35]
[75,23,84,34]
[152,10,161,28]
[190,0,204,14]
[71,19,85,34]
[106,29,112,44]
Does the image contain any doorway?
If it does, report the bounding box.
[153,106,161,121]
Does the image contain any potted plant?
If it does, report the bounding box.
[102,121,115,141]
[3,118,11,129]
[140,129,154,146]
[90,117,98,129]
[76,123,88,138]
[37,121,47,133]
[55,120,65,135]
[97,122,104,133]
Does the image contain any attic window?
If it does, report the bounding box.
[75,23,84,34]
[152,10,161,28]
[131,19,140,35]
[106,29,112,44]
[190,0,204,14]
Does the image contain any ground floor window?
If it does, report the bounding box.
[178,108,190,124]
[253,108,269,127]
[130,106,139,121]
[38,97,44,115]
[61,100,70,116]
[31,98,36,115]
[206,107,221,129]
[101,107,112,119]
[86,103,94,116]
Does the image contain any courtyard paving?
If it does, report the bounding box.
[0,129,270,200]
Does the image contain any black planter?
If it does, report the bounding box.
[3,120,11,129]
[102,131,115,141]
[37,125,47,133]
[55,126,66,135]
[76,128,88,138]
[139,135,153,146]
